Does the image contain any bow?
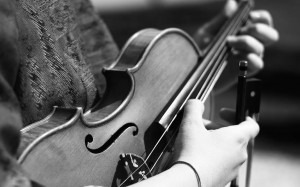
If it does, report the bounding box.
[231,61,261,187]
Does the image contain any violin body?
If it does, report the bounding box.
[18,28,212,187]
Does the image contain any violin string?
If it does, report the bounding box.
[199,50,229,101]
[118,121,179,186]
[157,0,249,176]
[199,4,250,101]
[148,127,180,173]
[119,2,251,186]
[146,3,250,174]
[156,0,250,168]
[202,1,247,56]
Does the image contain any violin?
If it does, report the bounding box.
[18,1,254,186]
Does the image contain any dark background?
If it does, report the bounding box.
[98,0,300,186]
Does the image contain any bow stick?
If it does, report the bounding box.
[231,61,261,187]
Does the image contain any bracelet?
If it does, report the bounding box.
[172,161,202,187]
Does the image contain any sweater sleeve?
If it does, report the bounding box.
[0,0,119,186]
[0,0,34,186]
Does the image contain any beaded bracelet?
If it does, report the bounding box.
[172,161,202,187]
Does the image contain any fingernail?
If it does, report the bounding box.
[246,116,254,121]
[250,11,260,20]
[239,26,247,33]
[227,36,236,42]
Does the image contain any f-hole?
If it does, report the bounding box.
[85,123,139,154]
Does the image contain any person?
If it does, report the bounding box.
[0,0,278,186]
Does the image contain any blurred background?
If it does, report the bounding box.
[91,0,300,186]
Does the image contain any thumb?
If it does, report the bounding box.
[224,117,260,142]
[208,0,239,32]
[207,0,238,34]
[173,99,206,161]
[194,0,239,49]
[238,117,260,140]
[219,107,236,124]
[181,99,206,131]
[222,0,239,18]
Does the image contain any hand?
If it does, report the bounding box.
[226,1,279,76]
[173,100,259,187]
[194,0,279,93]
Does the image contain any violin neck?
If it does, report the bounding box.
[148,1,253,172]
[203,0,253,57]
[157,1,253,128]
[196,0,253,101]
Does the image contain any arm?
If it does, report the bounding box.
[0,1,268,187]
[126,1,272,186]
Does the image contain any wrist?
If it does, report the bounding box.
[173,156,212,187]
[171,161,202,187]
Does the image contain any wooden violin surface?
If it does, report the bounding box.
[18,28,206,187]
[17,0,253,185]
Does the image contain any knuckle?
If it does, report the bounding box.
[251,120,261,137]
[186,99,201,106]
[241,151,248,163]
[260,10,272,24]
[251,58,264,71]
[241,35,264,55]
[242,35,253,46]
[258,60,264,70]
[252,120,260,134]
[258,43,265,55]
[234,131,249,146]
[186,99,205,112]
[252,23,263,35]
[237,135,247,145]
[273,29,280,41]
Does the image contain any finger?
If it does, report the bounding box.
[246,52,264,76]
[230,51,264,76]
[203,118,212,127]
[196,0,238,37]
[203,119,223,130]
[232,117,260,141]
[206,121,232,130]
[227,35,264,57]
[239,23,279,46]
[222,0,238,18]
[182,100,205,130]
[250,10,274,26]
[219,108,236,124]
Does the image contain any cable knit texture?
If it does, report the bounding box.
[0,0,119,186]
